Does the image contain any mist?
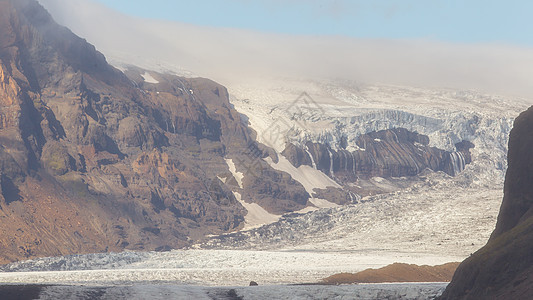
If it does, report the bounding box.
[39,0,533,98]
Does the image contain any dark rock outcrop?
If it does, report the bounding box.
[0,0,308,263]
[242,167,309,214]
[322,262,460,284]
[440,106,533,300]
[283,128,473,183]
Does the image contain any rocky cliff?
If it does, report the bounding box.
[0,0,308,263]
[440,106,533,299]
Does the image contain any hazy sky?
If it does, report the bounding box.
[91,0,532,46]
[38,0,533,98]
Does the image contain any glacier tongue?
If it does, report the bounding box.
[212,78,531,258]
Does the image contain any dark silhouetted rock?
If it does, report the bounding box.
[154,245,172,252]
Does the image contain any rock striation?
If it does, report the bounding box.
[283,128,474,183]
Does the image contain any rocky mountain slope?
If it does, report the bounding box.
[0,0,310,263]
[440,105,533,300]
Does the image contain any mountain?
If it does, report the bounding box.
[0,0,310,263]
[440,106,533,299]
[0,0,529,270]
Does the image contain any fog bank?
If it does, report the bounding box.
[39,0,533,98]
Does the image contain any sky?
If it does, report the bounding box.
[91,0,532,46]
[38,0,533,98]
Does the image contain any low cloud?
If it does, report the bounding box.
[39,0,533,98]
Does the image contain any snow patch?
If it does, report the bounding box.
[141,72,159,84]
[224,159,278,229]
[309,198,339,208]
[233,192,280,230]
[264,155,340,208]
[372,177,386,183]
[265,155,340,195]
[225,159,243,189]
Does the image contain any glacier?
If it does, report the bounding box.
[196,78,526,274]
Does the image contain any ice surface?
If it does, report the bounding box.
[0,248,450,298]
[0,249,456,287]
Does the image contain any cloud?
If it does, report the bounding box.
[38,0,533,98]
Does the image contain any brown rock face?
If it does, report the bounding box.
[440,106,533,300]
[0,0,308,262]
